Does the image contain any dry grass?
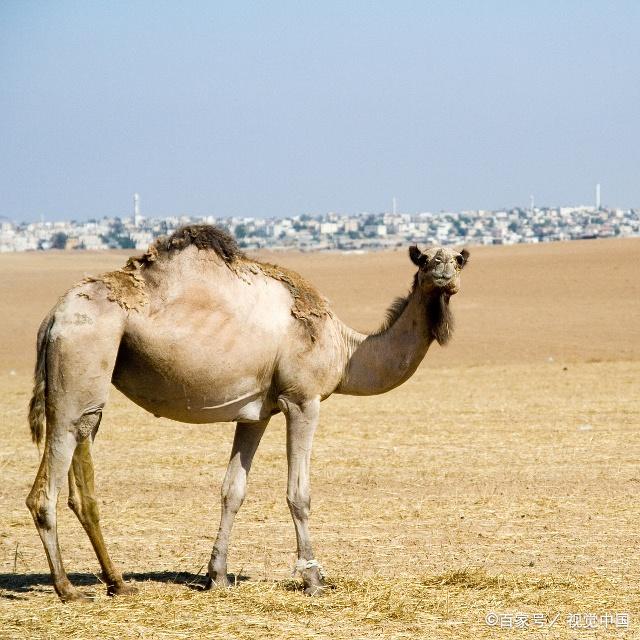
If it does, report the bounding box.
[1,570,630,639]
[1,240,639,638]
[2,360,639,638]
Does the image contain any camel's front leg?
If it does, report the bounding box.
[206,420,268,589]
[280,396,325,595]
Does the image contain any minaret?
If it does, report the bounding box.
[596,183,601,210]
[133,193,142,226]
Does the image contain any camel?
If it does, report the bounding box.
[26,225,469,601]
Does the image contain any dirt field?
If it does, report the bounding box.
[1,238,639,639]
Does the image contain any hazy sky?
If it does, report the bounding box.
[1,1,639,221]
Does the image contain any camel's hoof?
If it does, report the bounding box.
[304,584,326,597]
[204,574,230,590]
[107,582,138,597]
[59,588,94,603]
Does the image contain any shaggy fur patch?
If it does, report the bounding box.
[373,296,411,336]
[244,260,330,341]
[123,224,329,338]
[427,293,454,345]
[374,288,453,345]
[83,270,149,311]
[127,224,242,269]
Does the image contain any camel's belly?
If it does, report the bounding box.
[113,372,275,424]
[112,341,278,424]
[114,381,273,424]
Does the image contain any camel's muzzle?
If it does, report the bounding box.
[429,263,457,287]
[429,266,460,294]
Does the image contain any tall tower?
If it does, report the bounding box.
[596,183,601,210]
[133,193,142,226]
[392,197,397,216]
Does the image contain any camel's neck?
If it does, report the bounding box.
[336,289,447,396]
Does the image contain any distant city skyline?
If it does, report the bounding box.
[1,2,639,221]
[2,202,637,254]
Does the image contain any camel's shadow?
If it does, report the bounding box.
[0,571,254,599]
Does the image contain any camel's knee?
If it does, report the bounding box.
[287,493,310,520]
[74,411,102,441]
[221,476,246,514]
[67,493,99,523]
[26,487,54,530]
[67,489,80,517]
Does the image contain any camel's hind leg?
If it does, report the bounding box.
[26,428,85,601]
[67,437,137,596]
[26,289,127,601]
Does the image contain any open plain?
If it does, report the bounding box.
[1,238,639,639]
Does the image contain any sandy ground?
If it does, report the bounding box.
[1,238,639,374]
[0,238,639,638]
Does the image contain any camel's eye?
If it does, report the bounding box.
[455,254,465,267]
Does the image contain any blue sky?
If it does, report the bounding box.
[1,1,638,221]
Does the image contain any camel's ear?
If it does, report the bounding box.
[457,248,470,269]
[409,245,426,267]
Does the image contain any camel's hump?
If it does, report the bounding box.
[121,224,331,340]
[126,224,242,269]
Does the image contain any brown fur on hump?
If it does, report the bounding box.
[121,224,329,339]
[125,224,244,269]
[82,270,148,311]
[243,259,330,341]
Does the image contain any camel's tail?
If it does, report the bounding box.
[28,312,54,446]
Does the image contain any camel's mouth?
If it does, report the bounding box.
[430,273,459,293]
[432,275,453,287]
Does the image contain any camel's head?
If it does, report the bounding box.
[409,245,469,295]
